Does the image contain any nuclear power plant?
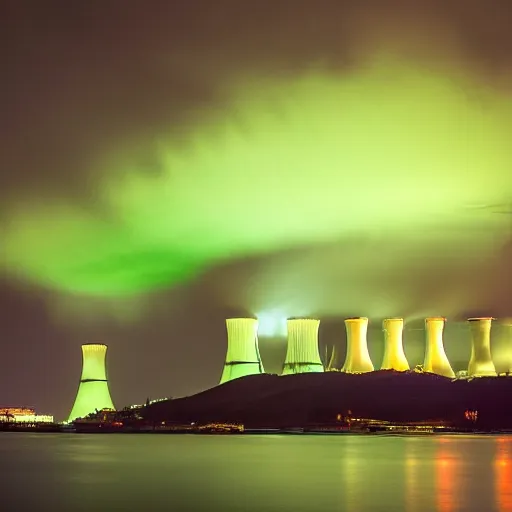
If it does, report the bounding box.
[467,318,497,377]
[381,318,410,372]
[342,317,374,373]
[62,314,511,424]
[423,317,455,378]
[217,314,507,380]
[68,344,116,422]
[282,319,324,374]
[220,318,264,384]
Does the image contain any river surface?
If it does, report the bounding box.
[1,433,511,511]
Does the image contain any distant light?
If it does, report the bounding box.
[257,311,287,337]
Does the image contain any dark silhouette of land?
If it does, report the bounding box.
[143,371,512,430]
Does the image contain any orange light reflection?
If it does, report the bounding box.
[436,440,459,512]
[405,457,420,512]
[495,438,512,512]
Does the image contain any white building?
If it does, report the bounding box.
[467,317,497,377]
[0,407,53,423]
[342,317,374,373]
[380,318,410,372]
[68,344,116,422]
[423,318,455,378]
[220,318,264,384]
[282,319,323,374]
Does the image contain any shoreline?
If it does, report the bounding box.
[2,425,512,436]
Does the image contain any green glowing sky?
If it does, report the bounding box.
[1,56,511,298]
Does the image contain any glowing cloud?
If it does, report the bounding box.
[256,311,288,338]
[1,55,511,300]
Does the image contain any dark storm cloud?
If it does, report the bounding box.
[1,0,512,417]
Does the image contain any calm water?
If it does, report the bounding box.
[1,433,511,511]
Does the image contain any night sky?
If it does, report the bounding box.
[1,1,512,420]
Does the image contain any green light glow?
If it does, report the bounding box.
[68,381,115,422]
[1,56,511,297]
[220,363,264,384]
[256,311,288,337]
[68,345,115,421]
[220,318,264,383]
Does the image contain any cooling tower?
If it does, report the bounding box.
[504,321,512,374]
[423,318,455,378]
[325,344,341,371]
[467,317,497,377]
[282,319,323,374]
[68,344,115,422]
[220,318,264,384]
[342,317,374,373]
[381,318,410,371]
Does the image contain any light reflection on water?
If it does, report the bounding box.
[495,438,512,512]
[1,433,511,511]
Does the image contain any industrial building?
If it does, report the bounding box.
[282,318,324,374]
[467,317,497,377]
[0,407,53,424]
[380,318,410,372]
[68,344,116,422]
[59,315,511,420]
[423,317,455,378]
[341,317,374,373]
[220,318,264,384]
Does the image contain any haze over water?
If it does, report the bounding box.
[3,434,511,511]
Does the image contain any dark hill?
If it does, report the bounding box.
[144,371,512,429]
